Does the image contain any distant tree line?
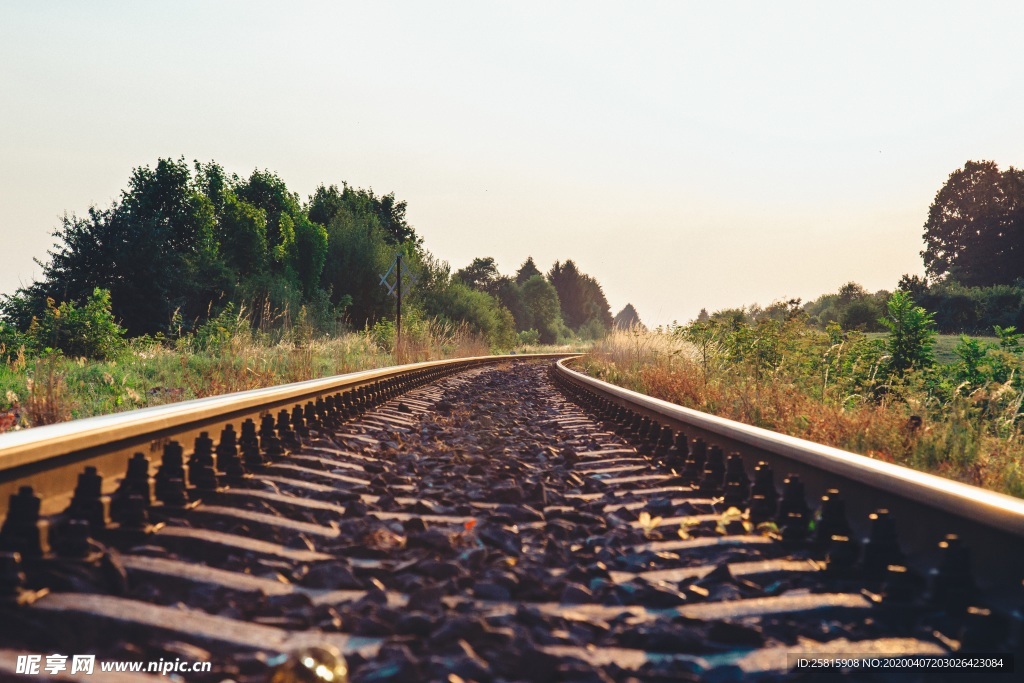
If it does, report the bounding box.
[704,278,1024,337]
[698,160,1024,337]
[0,157,631,358]
[453,255,624,344]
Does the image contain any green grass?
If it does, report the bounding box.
[0,335,388,427]
[0,330,585,430]
[864,333,999,365]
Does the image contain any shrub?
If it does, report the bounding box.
[420,282,516,349]
[577,318,608,341]
[27,288,126,360]
[0,322,27,363]
[953,335,992,386]
[188,303,250,351]
[516,329,541,346]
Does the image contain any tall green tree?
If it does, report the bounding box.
[493,277,529,331]
[548,260,613,333]
[515,257,541,285]
[521,275,562,343]
[234,169,301,267]
[290,213,328,298]
[19,158,222,334]
[922,160,1024,286]
[455,257,502,294]
[218,192,268,274]
[318,210,394,325]
[310,183,418,247]
[308,184,347,228]
[308,182,423,325]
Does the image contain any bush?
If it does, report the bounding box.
[840,299,885,331]
[913,280,1024,334]
[420,282,516,349]
[187,303,250,351]
[578,318,609,341]
[0,322,27,363]
[953,335,992,386]
[516,329,541,346]
[27,288,126,360]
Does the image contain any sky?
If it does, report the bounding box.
[2,1,1024,327]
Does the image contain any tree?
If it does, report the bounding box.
[234,169,302,268]
[290,213,329,298]
[520,275,562,343]
[8,156,626,350]
[420,281,515,348]
[897,274,929,303]
[218,192,268,274]
[455,257,502,294]
[24,158,222,334]
[837,282,868,304]
[879,291,936,375]
[515,257,541,285]
[372,191,419,246]
[312,184,419,247]
[840,299,884,331]
[319,208,393,326]
[760,298,804,323]
[493,277,529,331]
[308,184,346,228]
[547,260,613,333]
[613,304,643,330]
[922,160,1024,286]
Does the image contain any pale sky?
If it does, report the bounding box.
[3,2,1024,327]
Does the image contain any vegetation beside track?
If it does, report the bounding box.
[580,322,1024,499]
[0,313,581,429]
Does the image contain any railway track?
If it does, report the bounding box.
[0,355,1021,681]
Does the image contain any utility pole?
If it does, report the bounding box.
[395,253,402,354]
[380,251,415,358]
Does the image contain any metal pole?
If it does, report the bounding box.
[396,253,402,354]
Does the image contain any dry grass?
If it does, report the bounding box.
[0,323,498,429]
[24,357,72,425]
[581,328,1024,498]
[393,318,491,365]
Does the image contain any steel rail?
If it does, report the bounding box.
[0,353,577,518]
[555,357,1024,593]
